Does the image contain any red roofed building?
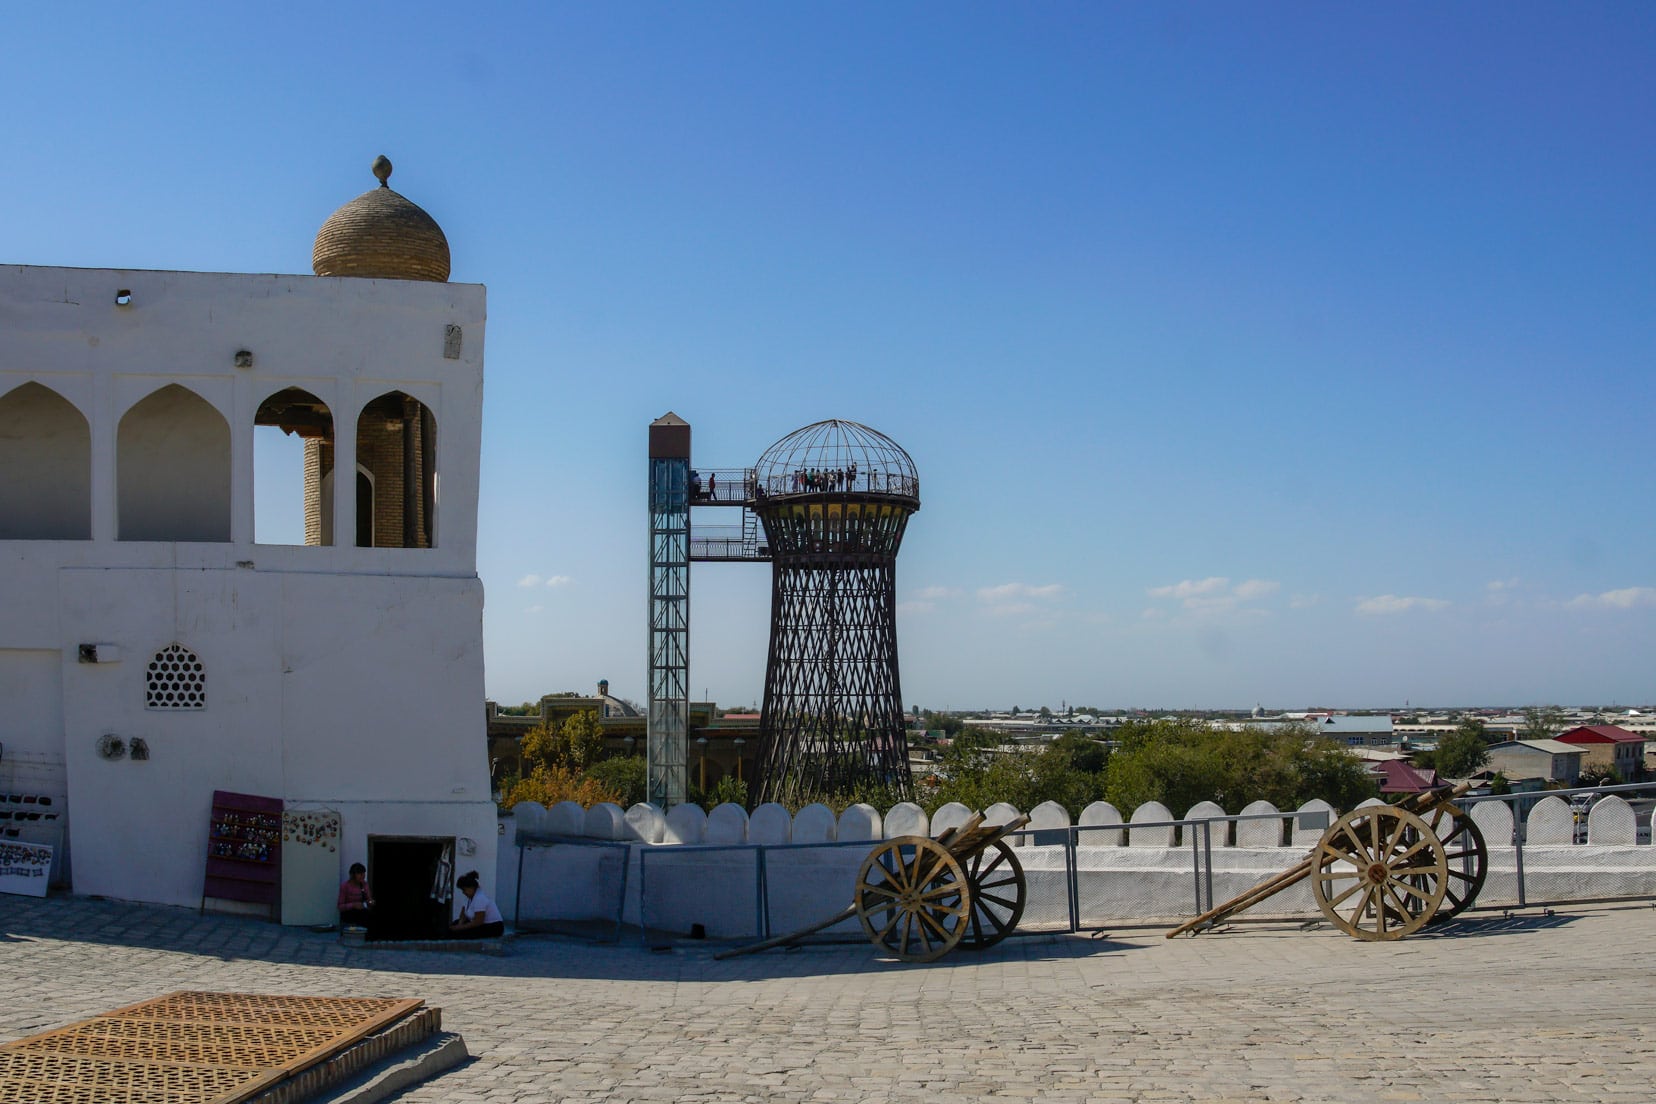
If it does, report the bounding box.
[1555,725,1646,779]
[1373,759,1439,794]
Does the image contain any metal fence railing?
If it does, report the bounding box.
[511,784,1656,944]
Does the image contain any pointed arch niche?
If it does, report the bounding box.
[0,382,91,539]
[254,387,334,546]
[118,384,231,542]
[355,391,437,549]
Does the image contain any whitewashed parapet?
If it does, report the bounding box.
[625,802,665,844]
[1587,796,1637,845]
[1024,801,1071,848]
[837,803,881,841]
[792,803,837,844]
[1526,796,1573,845]
[883,802,928,838]
[1236,800,1283,847]
[1129,801,1174,847]
[663,803,707,845]
[704,803,749,844]
[748,803,792,845]
[983,802,1021,829]
[930,802,973,837]
[1468,800,1513,848]
[513,801,549,836]
[584,802,627,840]
[1184,801,1228,847]
[1292,800,1336,846]
[548,800,585,837]
[1077,801,1124,845]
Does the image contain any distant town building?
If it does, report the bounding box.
[1555,725,1645,778]
[1484,740,1584,786]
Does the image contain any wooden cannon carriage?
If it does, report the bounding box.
[717,812,1032,963]
[1168,783,1488,941]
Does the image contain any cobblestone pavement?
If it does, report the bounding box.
[3,894,1652,1102]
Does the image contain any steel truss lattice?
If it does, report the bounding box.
[648,455,689,807]
[751,420,919,805]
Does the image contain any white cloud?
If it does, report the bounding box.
[516,573,542,588]
[1147,577,1279,612]
[1147,577,1229,601]
[977,582,1063,603]
[914,585,960,601]
[526,604,544,614]
[1566,586,1656,611]
[1355,594,1449,616]
[985,602,1036,617]
[545,575,571,588]
[1486,577,1520,606]
[1289,593,1323,609]
[899,585,963,616]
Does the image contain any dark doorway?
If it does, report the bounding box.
[356,471,374,548]
[366,836,453,941]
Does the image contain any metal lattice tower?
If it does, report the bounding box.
[750,420,920,805]
[647,414,690,806]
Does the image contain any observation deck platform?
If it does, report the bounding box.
[687,467,919,562]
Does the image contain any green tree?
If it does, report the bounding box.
[921,710,964,737]
[1520,705,1566,743]
[1049,732,1109,775]
[1577,763,1622,787]
[705,776,749,810]
[1103,719,1376,814]
[519,709,606,775]
[1432,732,1489,778]
[587,755,647,807]
[1432,720,1490,778]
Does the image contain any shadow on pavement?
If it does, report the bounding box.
[1412,910,1582,939]
[1,893,1150,985]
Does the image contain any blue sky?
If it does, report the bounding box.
[6,4,1653,710]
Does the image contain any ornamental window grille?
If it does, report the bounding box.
[146,643,206,710]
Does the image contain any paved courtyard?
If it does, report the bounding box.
[2,893,1652,1102]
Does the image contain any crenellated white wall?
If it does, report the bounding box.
[501,794,1656,938]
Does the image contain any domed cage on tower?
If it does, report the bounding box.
[750,419,920,806]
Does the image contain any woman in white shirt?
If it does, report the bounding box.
[449,870,505,938]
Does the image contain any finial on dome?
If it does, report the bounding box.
[312,155,450,281]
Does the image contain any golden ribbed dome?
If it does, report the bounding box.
[312,156,451,281]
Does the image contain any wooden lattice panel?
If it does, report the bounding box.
[109,993,413,1031]
[0,1051,273,1104]
[0,991,423,1104]
[15,1019,342,1067]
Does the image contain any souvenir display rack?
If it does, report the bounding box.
[202,790,283,917]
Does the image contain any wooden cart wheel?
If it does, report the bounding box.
[956,840,1026,951]
[1415,803,1488,922]
[855,836,970,962]
[1312,806,1448,941]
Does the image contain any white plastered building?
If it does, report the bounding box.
[0,157,496,925]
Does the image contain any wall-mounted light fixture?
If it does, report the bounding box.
[114,289,133,307]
